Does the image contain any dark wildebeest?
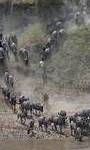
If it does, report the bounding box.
[0,47,5,63]
[4,72,14,89]
[9,75,14,89]
[75,127,83,141]
[51,116,63,133]
[27,119,35,134]
[69,111,89,138]
[49,112,67,134]
[19,96,29,104]
[31,103,43,115]
[38,116,48,132]
[1,87,11,107]
[10,42,17,58]
[70,120,76,136]
[4,72,9,87]
[2,40,9,58]
[59,111,67,126]
[1,87,10,100]
[8,33,18,48]
[19,48,29,65]
[17,110,27,124]
[10,94,17,113]
[20,101,33,115]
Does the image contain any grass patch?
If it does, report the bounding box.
[68,26,90,52]
[18,23,46,47]
[46,25,90,89]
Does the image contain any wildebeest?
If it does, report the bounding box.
[31,103,43,115]
[19,48,29,65]
[75,127,83,141]
[79,109,90,118]
[9,75,14,89]
[8,33,18,47]
[20,101,33,115]
[75,11,84,26]
[2,39,9,58]
[4,71,9,87]
[10,42,17,57]
[49,115,64,133]
[46,19,64,33]
[0,31,4,47]
[4,72,14,89]
[69,109,90,139]
[27,119,35,134]
[19,96,29,104]
[17,110,27,124]
[0,47,5,63]
[41,45,51,61]
[40,60,44,68]
[1,86,10,101]
[20,101,43,116]
[10,94,17,113]
[38,116,49,132]
[48,111,67,133]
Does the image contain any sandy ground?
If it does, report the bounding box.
[6,55,90,116]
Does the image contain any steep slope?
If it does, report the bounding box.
[47,26,90,90]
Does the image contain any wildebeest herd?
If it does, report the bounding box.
[0,11,84,68]
[1,71,90,142]
[0,14,89,141]
[0,30,30,65]
[0,18,65,68]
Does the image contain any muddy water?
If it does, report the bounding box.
[0,138,90,150]
[0,140,64,150]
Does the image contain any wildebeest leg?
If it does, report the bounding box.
[39,123,43,131]
[44,124,48,132]
[11,104,13,111]
[75,134,77,140]
[51,123,54,131]
[71,129,73,136]
[21,117,23,124]
[13,104,16,113]
[17,114,20,122]
[74,128,76,137]
[70,126,73,136]
[54,123,57,131]
[21,117,26,125]
[75,130,78,140]
[27,128,30,134]
[59,125,62,134]
[35,109,37,115]
[39,110,40,116]
[29,108,32,116]
[79,136,82,142]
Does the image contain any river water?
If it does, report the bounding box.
[0,138,90,150]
